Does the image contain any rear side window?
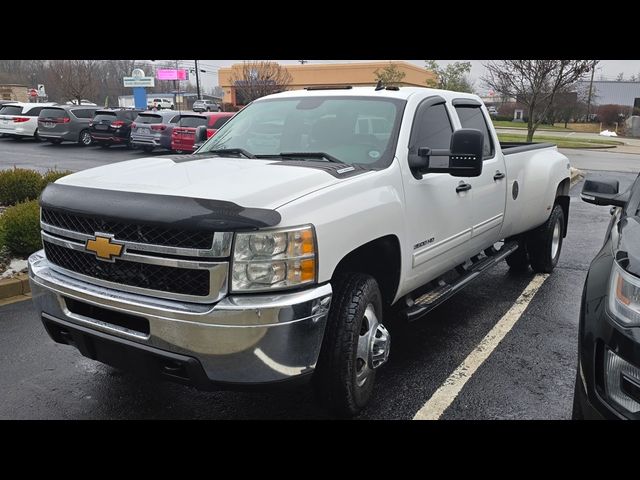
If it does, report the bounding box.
[169,115,181,123]
[410,102,453,150]
[0,105,24,115]
[454,105,494,159]
[180,116,207,128]
[211,116,231,129]
[135,114,163,124]
[39,108,67,119]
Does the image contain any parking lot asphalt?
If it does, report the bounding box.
[0,135,170,173]
[0,138,637,419]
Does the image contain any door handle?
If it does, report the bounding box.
[456,182,472,193]
[493,171,506,180]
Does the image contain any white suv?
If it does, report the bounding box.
[0,102,58,140]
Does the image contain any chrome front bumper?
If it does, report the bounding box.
[28,250,332,385]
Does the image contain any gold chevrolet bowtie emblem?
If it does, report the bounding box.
[85,235,124,261]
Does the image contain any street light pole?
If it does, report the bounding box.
[586,60,597,121]
[195,59,201,100]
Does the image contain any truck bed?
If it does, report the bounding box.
[500,142,556,155]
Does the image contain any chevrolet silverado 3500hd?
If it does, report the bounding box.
[29,86,571,416]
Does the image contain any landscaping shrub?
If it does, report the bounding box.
[41,169,72,189]
[0,200,42,256]
[0,168,43,206]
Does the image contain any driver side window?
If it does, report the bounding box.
[411,102,453,150]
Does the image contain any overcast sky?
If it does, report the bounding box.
[174,60,640,94]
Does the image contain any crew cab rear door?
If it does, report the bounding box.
[453,99,506,251]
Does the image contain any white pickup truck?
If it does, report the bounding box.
[28,86,571,416]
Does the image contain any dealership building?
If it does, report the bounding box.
[218,61,435,107]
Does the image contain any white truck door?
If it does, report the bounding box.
[402,97,474,290]
[453,101,507,252]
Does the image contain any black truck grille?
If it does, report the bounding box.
[43,241,210,297]
[41,208,214,250]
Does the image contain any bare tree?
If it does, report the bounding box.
[425,60,474,93]
[230,61,292,105]
[482,60,596,141]
[49,60,100,105]
[373,62,406,87]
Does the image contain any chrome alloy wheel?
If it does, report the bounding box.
[81,130,92,145]
[355,304,390,387]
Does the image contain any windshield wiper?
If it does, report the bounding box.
[206,148,256,159]
[276,152,344,164]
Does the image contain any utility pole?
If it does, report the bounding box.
[195,59,201,100]
[586,60,597,122]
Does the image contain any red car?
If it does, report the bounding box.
[171,112,234,153]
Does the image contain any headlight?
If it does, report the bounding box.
[231,225,316,292]
[608,262,640,327]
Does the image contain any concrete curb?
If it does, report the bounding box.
[0,273,30,300]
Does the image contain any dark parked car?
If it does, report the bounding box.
[130,110,181,152]
[38,105,98,146]
[90,109,142,147]
[192,99,221,112]
[573,174,640,419]
[171,112,234,153]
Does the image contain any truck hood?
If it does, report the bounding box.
[57,155,352,209]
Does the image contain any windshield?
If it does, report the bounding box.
[39,108,67,119]
[198,96,406,167]
[135,114,163,124]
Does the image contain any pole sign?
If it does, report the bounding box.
[123,68,155,88]
[156,69,189,81]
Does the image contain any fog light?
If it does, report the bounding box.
[604,349,640,414]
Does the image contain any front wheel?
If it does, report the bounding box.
[527,204,565,273]
[313,273,390,417]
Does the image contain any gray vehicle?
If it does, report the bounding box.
[192,99,221,112]
[38,105,99,146]
[130,110,181,152]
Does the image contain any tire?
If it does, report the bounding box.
[313,273,390,417]
[34,129,41,142]
[206,107,211,112]
[527,204,564,273]
[78,129,92,146]
[506,237,530,271]
[142,146,154,153]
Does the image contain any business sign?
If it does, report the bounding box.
[124,77,155,87]
[156,69,189,81]
[37,84,46,97]
[124,68,155,88]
